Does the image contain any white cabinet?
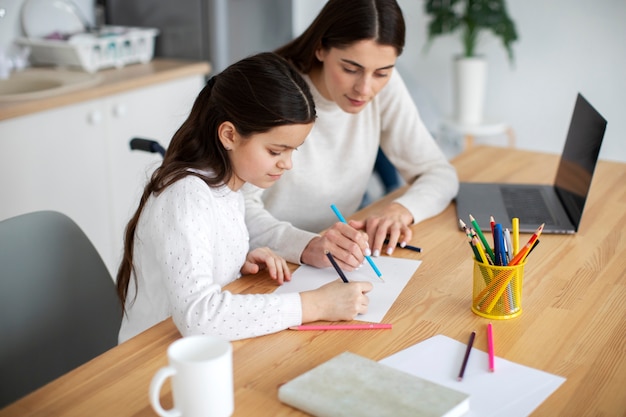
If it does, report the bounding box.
[0,74,205,276]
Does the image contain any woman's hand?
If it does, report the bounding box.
[240,247,291,284]
[300,222,370,270]
[300,280,373,322]
[350,202,413,257]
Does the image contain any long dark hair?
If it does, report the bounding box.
[116,52,316,310]
[275,0,406,74]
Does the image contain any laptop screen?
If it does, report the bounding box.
[554,93,607,229]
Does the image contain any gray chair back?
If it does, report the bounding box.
[0,211,122,407]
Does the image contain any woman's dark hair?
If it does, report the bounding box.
[116,52,316,310]
[275,0,406,74]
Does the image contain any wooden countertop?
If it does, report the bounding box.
[0,59,212,121]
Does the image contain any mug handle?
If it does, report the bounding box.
[149,366,181,417]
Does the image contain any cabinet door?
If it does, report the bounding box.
[103,75,205,272]
[0,100,111,271]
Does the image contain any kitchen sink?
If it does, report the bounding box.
[0,68,102,101]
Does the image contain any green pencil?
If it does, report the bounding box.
[459,219,481,260]
[469,214,496,264]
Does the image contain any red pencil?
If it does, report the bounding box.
[509,223,544,265]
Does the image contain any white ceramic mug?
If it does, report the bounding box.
[149,335,234,417]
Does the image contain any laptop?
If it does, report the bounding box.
[455,93,607,234]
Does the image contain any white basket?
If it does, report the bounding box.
[16,26,159,73]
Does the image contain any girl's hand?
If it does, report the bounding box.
[240,247,291,284]
[300,280,373,322]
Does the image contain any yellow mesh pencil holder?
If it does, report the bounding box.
[471,259,525,320]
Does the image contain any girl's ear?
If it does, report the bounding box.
[217,121,237,151]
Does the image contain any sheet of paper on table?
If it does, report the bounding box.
[273,256,421,323]
[380,335,566,417]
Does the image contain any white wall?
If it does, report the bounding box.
[397,0,626,162]
[292,0,325,36]
[292,0,625,162]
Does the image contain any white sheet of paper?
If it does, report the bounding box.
[274,256,421,323]
[379,335,566,417]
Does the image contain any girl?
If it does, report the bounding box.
[244,0,459,271]
[117,53,372,343]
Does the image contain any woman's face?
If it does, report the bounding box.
[314,39,398,114]
[220,121,313,191]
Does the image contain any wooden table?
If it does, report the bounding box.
[2,146,625,416]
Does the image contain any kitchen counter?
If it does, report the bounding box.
[0,59,211,121]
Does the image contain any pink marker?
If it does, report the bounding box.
[487,323,495,372]
[289,324,392,331]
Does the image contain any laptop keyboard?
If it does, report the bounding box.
[500,187,556,226]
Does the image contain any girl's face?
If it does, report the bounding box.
[219,122,313,191]
[313,39,398,114]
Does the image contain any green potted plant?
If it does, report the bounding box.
[424,0,519,125]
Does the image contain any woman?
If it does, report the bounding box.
[244,0,459,271]
[117,52,372,343]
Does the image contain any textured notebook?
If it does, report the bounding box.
[278,351,470,417]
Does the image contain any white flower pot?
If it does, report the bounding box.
[454,56,487,125]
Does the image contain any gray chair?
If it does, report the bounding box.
[0,211,122,407]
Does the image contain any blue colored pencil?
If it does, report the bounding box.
[330,204,384,281]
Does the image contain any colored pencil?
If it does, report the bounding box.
[504,228,513,263]
[325,251,349,283]
[472,236,490,265]
[384,239,422,253]
[289,324,392,331]
[493,224,514,309]
[493,223,506,266]
[509,223,544,265]
[460,219,481,261]
[487,323,495,372]
[469,214,496,264]
[511,217,520,256]
[472,236,494,285]
[458,331,476,381]
[330,204,383,281]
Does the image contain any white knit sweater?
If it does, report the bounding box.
[118,175,302,343]
[244,70,459,263]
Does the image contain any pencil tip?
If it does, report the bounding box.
[457,377,463,382]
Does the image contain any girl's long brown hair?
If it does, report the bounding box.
[116,52,316,312]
